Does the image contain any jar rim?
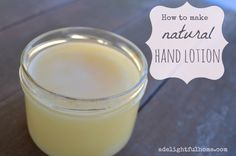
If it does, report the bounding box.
[20,27,148,103]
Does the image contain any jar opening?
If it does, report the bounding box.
[20,27,148,113]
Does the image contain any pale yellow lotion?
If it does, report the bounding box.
[25,42,141,156]
[29,42,139,99]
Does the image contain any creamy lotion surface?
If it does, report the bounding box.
[28,42,140,99]
[23,41,143,156]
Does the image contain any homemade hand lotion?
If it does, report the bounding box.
[19,28,148,156]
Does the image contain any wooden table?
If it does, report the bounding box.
[0,0,235,155]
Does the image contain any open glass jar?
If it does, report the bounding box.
[19,27,148,156]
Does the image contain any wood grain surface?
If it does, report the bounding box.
[0,0,235,156]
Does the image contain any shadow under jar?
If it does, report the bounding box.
[19,27,148,156]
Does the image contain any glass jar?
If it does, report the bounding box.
[19,27,148,156]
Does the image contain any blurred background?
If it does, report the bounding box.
[0,0,235,156]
